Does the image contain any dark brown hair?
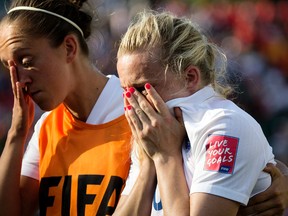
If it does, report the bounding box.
[4,0,93,56]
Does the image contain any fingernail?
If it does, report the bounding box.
[128,87,135,94]
[145,83,151,90]
[124,107,127,111]
[125,91,131,98]
[127,105,132,110]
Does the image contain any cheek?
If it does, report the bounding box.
[155,84,186,102]
[154,87,170,102]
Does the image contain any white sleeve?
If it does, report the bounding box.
[121,148,140,195]
[21,112,50,180]
[188,111,275,205]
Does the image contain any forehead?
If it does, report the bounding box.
[117,52,164,88]
[0,22,34,59]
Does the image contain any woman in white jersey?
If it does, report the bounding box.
[114,10,288,216]
[0,0,181,215]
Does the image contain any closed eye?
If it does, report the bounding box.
[134,86,148,96]
[135,86,145,93]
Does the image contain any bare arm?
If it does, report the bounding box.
[0,62,38,216]
[113,152,156,216]
[120,85,189,216]
[153,107,189,216]
[20,176,39,216]
[190,193,240,216]
[0,130,25,216]
[154,152,189,216]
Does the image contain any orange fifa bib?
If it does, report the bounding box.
[38,104,131,216]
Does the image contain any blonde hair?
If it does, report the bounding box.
[118,10,234,98]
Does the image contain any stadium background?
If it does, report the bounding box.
[0,0,287,167]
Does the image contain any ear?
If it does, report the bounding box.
[184,65,201,92]
[63,34,77,63]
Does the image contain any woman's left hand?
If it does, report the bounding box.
[123,83,186,161]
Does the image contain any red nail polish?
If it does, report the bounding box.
[145,83,151,90]
[129,87,135,94]
[124,107,127,111]
[127,105,132,110]
[125,91,132,98]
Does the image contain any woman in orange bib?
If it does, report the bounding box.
[0,0,137,215]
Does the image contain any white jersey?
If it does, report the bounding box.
[21,75,125,180]
[122,85,275,215]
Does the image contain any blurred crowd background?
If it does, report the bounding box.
[0,0,287,165]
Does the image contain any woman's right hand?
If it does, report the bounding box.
[0,61,37,216]
[8,60,34,139]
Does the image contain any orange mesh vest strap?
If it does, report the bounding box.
[38,104,131,216]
